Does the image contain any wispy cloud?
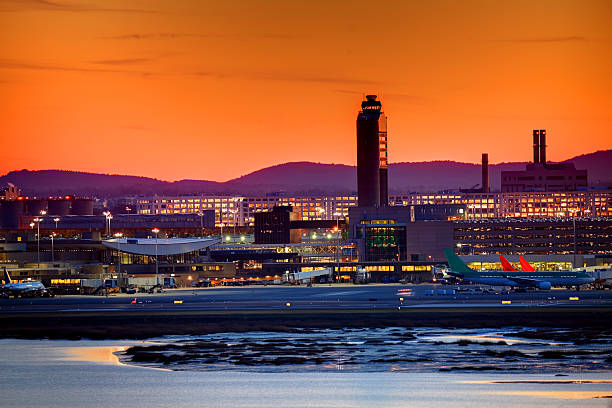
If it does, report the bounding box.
[0,0,159,13]
[90,58,153,65]
[188,71,380,85]
[263,74,379,85]
[1,57,376,86]
[0,58,156,77]
[0,59,125,73]
[502,36,589,43]
[333,90,431,104]
[98,32,298,40]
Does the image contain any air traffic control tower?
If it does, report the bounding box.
[356,95,388,207]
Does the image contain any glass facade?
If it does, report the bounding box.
[364,225,406,262]
[130,191,611,226]
[454,218,612,255]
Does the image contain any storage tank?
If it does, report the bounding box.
[71,198,94,215]
[47,199,71,216]
[25,199,46,216]
[0,200,24,229]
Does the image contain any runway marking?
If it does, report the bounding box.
[310,291,368,297]
[58,308,125,312]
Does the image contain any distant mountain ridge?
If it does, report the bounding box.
[1,150,610,197]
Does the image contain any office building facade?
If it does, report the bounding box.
[127,190,611,226]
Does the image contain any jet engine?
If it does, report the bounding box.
[537,281,552,290]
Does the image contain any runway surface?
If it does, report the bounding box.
[1,284,611,313]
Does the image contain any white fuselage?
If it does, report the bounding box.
[2,281,46,296]
[464,272,593,288]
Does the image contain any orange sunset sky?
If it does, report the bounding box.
[1,0,610,182]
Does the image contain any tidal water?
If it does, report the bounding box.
[120,327,612,373]
[0,327,611,408]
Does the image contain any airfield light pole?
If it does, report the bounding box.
[103,211,109,235]
[34,218,41,268]
[230,209,238,241]
[152,228,160,286]
[313,208,327,281]
[51,217,60,263]
[232,198,241,240]
[105,212,113,237]
[197,211,204,237]
[50,233,55,263]
[34,210,46,268]
[569,209,578,269]
[219,206,225,240]
[573,215,577,269]
[114,232,123,288]
[333,212,342,283]
[103,211,113,237]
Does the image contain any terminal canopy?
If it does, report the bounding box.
[102,237,218,256]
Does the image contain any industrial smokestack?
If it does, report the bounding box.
[481,153,489,193]
[539,129,546,165]
[532,130,540,164]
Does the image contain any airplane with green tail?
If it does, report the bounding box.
[443,248,593,290]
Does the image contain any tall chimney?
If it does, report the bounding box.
[481,153,489,193]
[532,130,540,164]
[539,129,546,165]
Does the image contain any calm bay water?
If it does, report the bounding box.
[0,328,611,408]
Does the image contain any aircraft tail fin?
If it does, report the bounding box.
[519,256,535,272]
[3,268,12,284]
[443,248,476,277]
[500,255,517,272]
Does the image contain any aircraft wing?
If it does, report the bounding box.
[507,277,539,287]
[21,286,38,293]
[503,276,551,290]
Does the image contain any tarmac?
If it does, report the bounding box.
[1,284,611,313]
[1,284,610,339]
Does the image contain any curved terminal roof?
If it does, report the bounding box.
[102,237,219,256]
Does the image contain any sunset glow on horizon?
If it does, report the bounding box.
[1,0,610,182]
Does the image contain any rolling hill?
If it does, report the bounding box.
[1,150,610,197]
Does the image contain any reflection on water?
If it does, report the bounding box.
[119,327,612,373]
[0,329,610,408]
[63,346,126,364]
[489,391,612,400]
[487,380,612,384]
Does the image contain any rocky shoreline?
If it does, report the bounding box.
[118,326,612,372]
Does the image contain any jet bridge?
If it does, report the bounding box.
[283,268,332,284]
